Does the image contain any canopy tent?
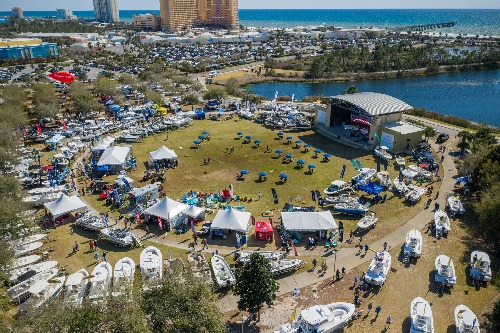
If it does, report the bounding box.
[92,136,115,152]
[97,146,131,167]
[149,146,178,163]
[281,211,337,231]
[255,221,273,241]
[182,205,205,221]
[44,193,87,218]
[144,197,189,228]
[115,176,135,187]
[358,182,385,195]
[211,209,251,233]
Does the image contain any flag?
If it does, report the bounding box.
[291,94,295,102]
[229,183,234,196]
[273,91,278,102]
[311,190,316,202]
[340,165,346,178]
[158,217,163,230]
[377,162,380,172]
[36,123,42,135]
[191,221,195,233]
[350,159,357,170]
[374,132,381,143]
[135,211,141,224]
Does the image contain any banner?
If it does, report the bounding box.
[377,162,380,172]
[374,132,381,144]
[62,122,67,131]
[340,165,346,179]
[311,190,316,202]
[135,211,141,224]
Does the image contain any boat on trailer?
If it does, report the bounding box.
[404,229,422,258]
[63,269,89,307]
[140,246,163,290]
[435,254,457,287]
[365,251,391,286]
[454,304,480,333]
[410,297,434,333]
[112,257,135,298]
[375,146,393,161]
[211,254,235,288]
[470,250,492,283]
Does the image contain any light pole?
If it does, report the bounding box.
[333,250,338,274]
[241,315,248,333]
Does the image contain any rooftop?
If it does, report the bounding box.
[382,121,425,135]
[330,92,413,116]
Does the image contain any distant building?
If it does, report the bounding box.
[56,9,74,20]
[93,0,119,23]
[11,7,24,19]
[198,0,239,30]
[133,13,161,31]
[160,0,199,32]
[0,39,59,61]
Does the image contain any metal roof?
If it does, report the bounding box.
[330,92,412,116]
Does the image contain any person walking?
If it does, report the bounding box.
[194,233,199,245]
[202,238,208,250]
[312,258,317,270]
[385,314,393,329]
[364,244,369,255]
[383,242,388,251]
[341,267,346,276]
[375,305,382,319]
[257,192,262,201]
[335,269,340,281]
[89,240,94,252]
[367,302,373,314]
[353,275,358,287]
[102,252,107,262]
[93,251,99,264]
[145,225,150,238]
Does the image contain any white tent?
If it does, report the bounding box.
[44,193,87,218]
[149,146,178,163]
[92,136,115,152]
[115,176,135,187]
[97,146,131,167]
[211,209,251,233]
[182,205,205,221]
[144,197,188,227]
[281,211,337,231]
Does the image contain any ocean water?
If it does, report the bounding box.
[1,9,499,36]
[250,70,500,127]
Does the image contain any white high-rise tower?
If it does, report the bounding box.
[93,0,120,23]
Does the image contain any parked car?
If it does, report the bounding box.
[436,133,449,143]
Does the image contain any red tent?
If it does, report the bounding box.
[255,221,273,241]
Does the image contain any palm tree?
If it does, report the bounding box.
[457,130,474,155]
[423,127,437,142]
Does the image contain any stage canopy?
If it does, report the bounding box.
[281,211,337,231]
[149,146,178,162]
[211,209,251,233]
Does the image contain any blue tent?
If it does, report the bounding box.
[254,139,262,144]
[295,140,303,144]
[277,131,284,136]
[279,173,288,179]
[323,153,332,158]
[304,144,311,148]
[275,149,283,154]
[297,159,305,165]
[285,153,293,159]
[286,136,293,140]
[359,182,385,195]
[237,131,243,135]
[308,164,316,169]
[245,135,252,140]
[258,171,268,177]
[240,170,249,175]
[202,131,209,135]
[314,149,323,154]
[193,140,201,145]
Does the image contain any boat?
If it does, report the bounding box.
[274,302,356,333]
[237,251,283,264]
[23,192,61,205]
[9,260,58,283]
[351,168,376,187]
[375,146,393,160]
[392,178,407,193]
[112,257,135,298]
[140,246,163,290]
[323,180,353,196]
[324,194,359,205]
[447,196,465,216]
[9,233,47,247]
[270,259,303,276]
[20,275,65,311]
[75,214,107,231]
[435,255,457,286]
[88,262,113,303]
[101,228,134,247]
[356,213,378,232]
[8,254,41,270]
[211,254,235,288]
[63,269,89,307]
[470,250,492,282]
[410,297,434,333]
[454,304,480,333]
[334,202,369,216]
[405,185,426,204]
[404,229,422,258]
[435,210,451,237]
[395,155,406,168]
[7,268,59,302]
[365,251,391,286]
[14,241,43,257]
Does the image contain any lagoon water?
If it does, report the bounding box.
[250,70,500,127]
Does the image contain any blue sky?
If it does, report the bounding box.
[1,0,499,11]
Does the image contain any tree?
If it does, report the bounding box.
[225,77,241,96]
[423,126,437,142]
[474,183,500,247]
[457,130,474,155]
[203,88,227,103]
[234,253,279,321]
[488,298,500,333]
[344,85,359,95]
[182,93,199,107]
[471,127,496,153]
[69,82,100,116]
[93,77,118,97]
[142,276,225,333]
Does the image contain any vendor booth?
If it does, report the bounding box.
[281,211,337,232]
[182,205,205,222]
[128,184,159,207]
[211,208,251,233]
[144,196,189,229]
[255,220,273,241]
[149,146,178,167]
[97,146,131,172]
[44,193,88,220]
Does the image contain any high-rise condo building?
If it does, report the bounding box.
[160,0,199,32]
[11,7,24,19]
[133,13,162,31]
[199,0,238,30]
[93,0,120,23]
[56,9,73,20]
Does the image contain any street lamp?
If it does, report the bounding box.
[241,315,248,333]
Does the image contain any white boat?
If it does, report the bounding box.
[274,302,356,333]
[270,259,303,276]
[140,246,163,290]
[20,275,65,311]
[27,185,68,195]
[324,194,358,205]
[435,210,451,236]
[101,228,134,247]
[9,233,47,247]
[410,297,434,333]
[323,180,352,196]
[395,155,406,168]
[470,251,492,282]
[237,251,283,264]
[435,255,457,286]
[447,196,465,216]
[23,192,61,205]
[112,257,135,298]
[377,171,392,187]
[405,185,426,204]
[375,146,393,160]
[8,254,41,270]
[63,269,89,307]
[211,254,235,288]
[88,262,113,303]
[356,213,378,231]
[75,214,107,231]
[404,229,422,258]
[14,241,43,257]
[365,251,391,286]
[393,178,407,193]
[351,168,376,187]
[455,304,480,333]
[7,268,59,302]
[334,201,369,216]
[9,260,58,282]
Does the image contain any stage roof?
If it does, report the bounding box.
[330,92,412,116]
